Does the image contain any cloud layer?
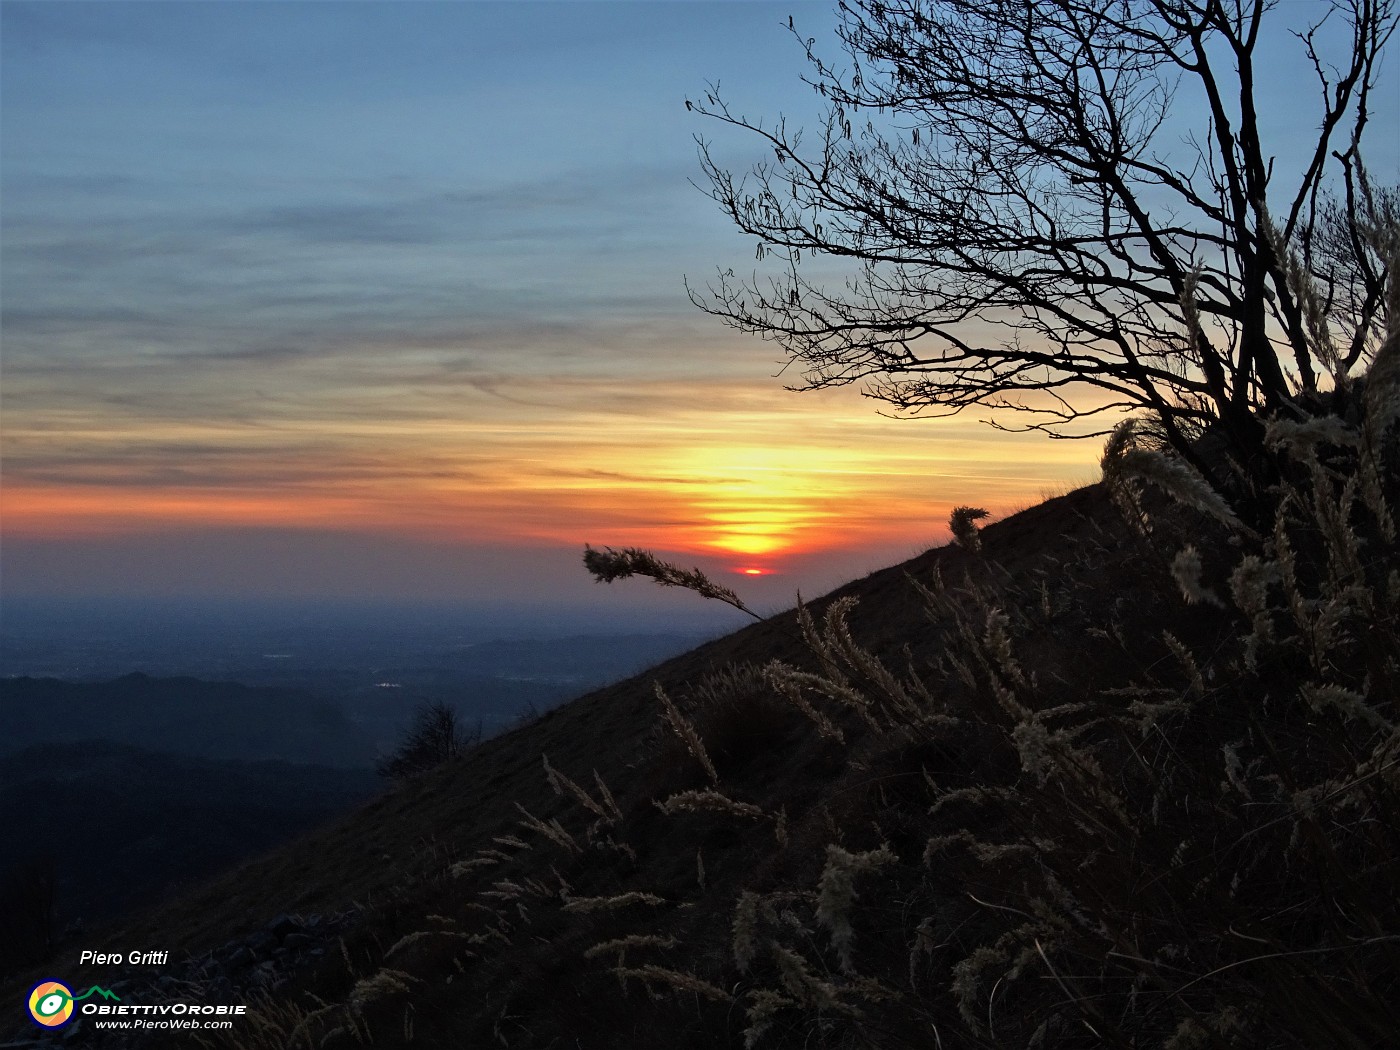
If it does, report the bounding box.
[1,2,1100,602]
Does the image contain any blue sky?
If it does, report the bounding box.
[2,0,1395,615]
[2,2,809,362]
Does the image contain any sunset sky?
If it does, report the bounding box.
[2,1,1392,616]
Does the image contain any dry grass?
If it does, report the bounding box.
[7,386,1396,1049]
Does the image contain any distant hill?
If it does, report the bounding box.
[440,632,713,683]
[0,741,378,972]
[0,672,374,766]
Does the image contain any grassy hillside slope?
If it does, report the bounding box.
[6,450,1396,1048]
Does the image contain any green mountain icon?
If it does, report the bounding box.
[73,986,121,1002]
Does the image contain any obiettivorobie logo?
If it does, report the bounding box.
[27,981,120,1028]
[25,978,247,1032]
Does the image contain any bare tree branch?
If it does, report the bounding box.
[688,0,1395,474]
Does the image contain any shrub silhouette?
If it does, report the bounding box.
[377,703,479,781]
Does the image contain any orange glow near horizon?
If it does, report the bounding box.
[0,369,1100,566]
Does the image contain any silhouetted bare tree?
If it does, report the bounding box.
[378,702,479,781]
[689,0,1395,475]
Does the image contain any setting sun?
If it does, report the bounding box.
[0,2,1100,604]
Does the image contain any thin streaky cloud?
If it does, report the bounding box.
[11,0,1304,598]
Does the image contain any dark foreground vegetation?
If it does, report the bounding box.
[3,0,1394,1045]
[3,363,1391,1046]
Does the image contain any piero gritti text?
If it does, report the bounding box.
[80,949,169,966]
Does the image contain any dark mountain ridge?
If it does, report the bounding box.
[3,472,1394,1049]
[2,485,1128,1039]
[0,673,373,767]
[0,741,378,937]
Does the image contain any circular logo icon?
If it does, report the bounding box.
[28,980,75,1028]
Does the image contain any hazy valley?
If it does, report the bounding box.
[0,611,716,954]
